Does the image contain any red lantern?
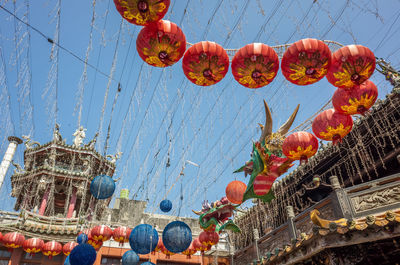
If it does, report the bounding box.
[113,0,170,26]
[22,238,44,255]
[182,41,229,86]
[182,243,197,259]
[327,45,375,89]
[199,231,219,246]
[312,109,353,144]
[225,181,246,204]
[253,175,276,196]
[112,226,132,246]
[282,132,319,164]
[42,241,62,259]
[0,232,3,242]
[3,232,25,249]
[192,238,209,255]
[136,20,186,68]
[91,225,113,242]
[63,242,78,256]
[281,38,331,85]
[231,43,279,88]
[332,80,378,115]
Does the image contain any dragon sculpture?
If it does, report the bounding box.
[234,100,300,203]
[192,196,240,233]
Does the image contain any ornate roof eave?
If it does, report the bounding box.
[11,167,94,182]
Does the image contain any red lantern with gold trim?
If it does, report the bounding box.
[192,238,209,255]
[0,232,3,242]
[182,41,229,86]
[112,226,132,246]
[113,0,170,26]
[22,238,44,256]
[136,20,186,68]
[3,232,25,250]
[281,38,331,85]
[63,241,78,256]
[157,239,175,259]
[231,43,279,88]
[199,231,219,246]
[312,109,353,144]
[332,80,378,115]
[282,132,319,164]
[42,241,62,259]
[182,243,197,259]
[225,180,246,204]
[91,225,113,242]
[327,45,375,89]
[253,174,276,196]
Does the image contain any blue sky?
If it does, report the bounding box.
[0,0,399,217]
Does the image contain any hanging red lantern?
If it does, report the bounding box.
[332,80,378,115]
[42,241,62,259]
[159,239,175,259]
[0,232,3,242]
[182,243,197,259]
[199,231,219,246]
[63,241,78,256]
[282,131,319,164]
[182,41,229,86]
[327,45,375,89]
[192,238,209,255]
[312,109,353,144]
[112,226,132,246]
[113,0,170,26]
[253,174,276,196]
[91,225,113,242]
[22,238,44,256]
[281,38,331,85]
[3,232,25,249]
[225,180,246,204]
[136,20,186,68]
[231,43,279,88]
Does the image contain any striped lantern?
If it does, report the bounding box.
[91,225,113,242]
[23,238,44,255]
[42,241,62,259]
[282,131,319,164]
[199,231,219,246]
[3,232,25,249]
[253,175,276,196]
[63,241,78,256]
[112,226,132,246]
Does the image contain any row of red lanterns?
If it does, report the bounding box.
[79,225,131,251]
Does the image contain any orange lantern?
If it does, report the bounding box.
[63,241,78,256]
[282,131,319,164]
[113,0,170,26]
[199,231,219,246]
[22,238,44,255]
[192,238,209,255]
[182,243,197,259]
[332,80,378,115]
[136,20,186,68]
[281,38,331,85]
[327,45,375,89]
[231,43,279,88]
[253,175,276,196]
[182,41,229,86]
[3,232,25,249]
[225,180,246,204]
[312,109,353,144]
[42,241,62,259]
[112,226,132,246]
[91,225,113,242]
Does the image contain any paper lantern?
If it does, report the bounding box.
[23,238,44,255]
[113,226,132,246]
[113,0,170,26]
[69,243,97,265]
[141,262,156,265]
[182,41,229,86]
[332,80,378,115]
[42,241,62,259]
[157,239,175,258]
[63,242,78,256]
[231,43,279,88]
[192,238,210,255]
[199,231,219,246]
[160,199,172,212]
[137,20,186,67]
[282,132,319,164]
[162,221,192,253]
[129,224,158,254]
[225,180,246,204]
[91,225,113,242]
[0,232,2,242]
[90,174,115,199]
[327,45,375,89]
[3,232,25,249]
[77,233,88,244]
[281,38,331,85]
[253,175,276,196]
[64,256,71,265]
[312,109,353,144]
[122,250,140,265]
[182,243,197,259]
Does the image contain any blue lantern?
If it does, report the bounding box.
[160,199,172,212]
[141,262,155,265]
[77,234,88,244]
[162,221,192,253]
[69,243,97,265]
[64,256,71,265]
[122,250,140,265]
[129,224,158,254]
[90,174,115,199]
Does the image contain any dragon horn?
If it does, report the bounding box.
[276,104,300,136]
[192,210,202,215]
[259,100,273,142]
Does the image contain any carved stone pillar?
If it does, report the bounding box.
[286,205,297,241]
[330,175,352,219]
